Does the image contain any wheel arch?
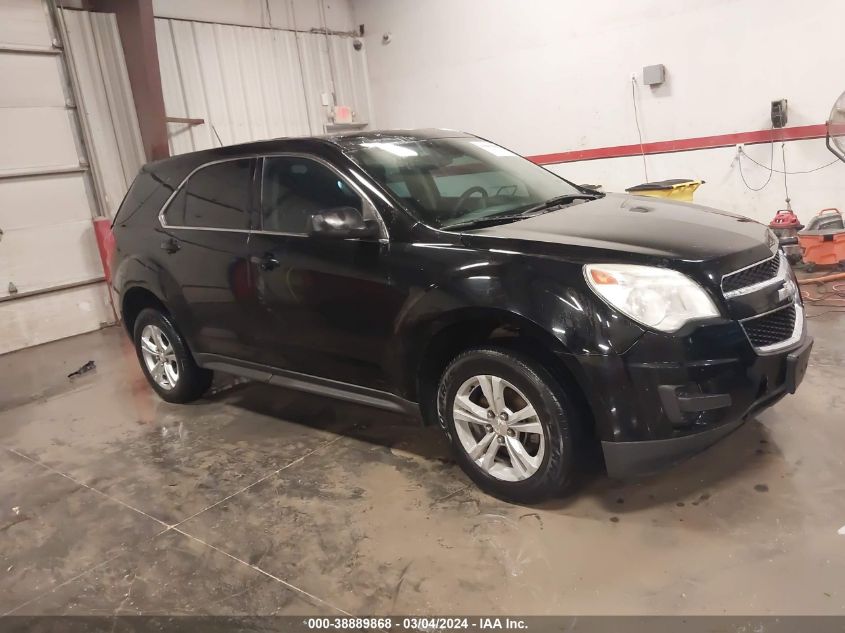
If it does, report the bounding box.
[120,285,170,336]
[410,308,595,436]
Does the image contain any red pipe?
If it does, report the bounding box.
[93,217,115,284]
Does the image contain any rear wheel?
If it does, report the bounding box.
[132,308,212,403]
[437,346,575,503]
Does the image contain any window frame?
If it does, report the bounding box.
[158,157,257,233]
[256,153,388,240]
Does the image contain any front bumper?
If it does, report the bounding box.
[576,323,813,478]
[602,416,746,478]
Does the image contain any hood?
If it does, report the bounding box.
[466,193,775,265]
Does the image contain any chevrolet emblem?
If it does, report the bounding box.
[778,279,797,303]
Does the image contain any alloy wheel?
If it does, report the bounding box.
[452,374,545,482]
[139,324,179,390]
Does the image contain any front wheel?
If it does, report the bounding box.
[437,346,575,504]
[132,308,213,403]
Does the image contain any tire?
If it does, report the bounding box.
[132,308,213,403]
[437,346,575,504]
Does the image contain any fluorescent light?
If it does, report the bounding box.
[470,141,515,157]
[361,142,418,157]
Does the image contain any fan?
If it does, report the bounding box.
[827,89,845,162]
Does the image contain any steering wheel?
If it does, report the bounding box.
[453,186,489,213]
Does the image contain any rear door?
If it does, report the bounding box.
[247,154,401,391]
[158,158,257,359]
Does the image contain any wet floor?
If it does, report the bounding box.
[1,314,844,617]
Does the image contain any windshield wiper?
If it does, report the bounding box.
[442,214,534,231]
[516,192,603,216]
[442,192,604,231]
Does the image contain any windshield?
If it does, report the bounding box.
[346,137,584,229]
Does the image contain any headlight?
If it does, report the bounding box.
[584,264,720,332]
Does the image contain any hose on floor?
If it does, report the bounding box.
[800,278,845,317]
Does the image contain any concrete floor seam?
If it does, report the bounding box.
[169,527,350,616]
[160,434,346,536]
[3,446,172,531]
[2,436,345,617]
[1,551,129,616]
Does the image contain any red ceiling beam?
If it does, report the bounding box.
[528,124,828,165]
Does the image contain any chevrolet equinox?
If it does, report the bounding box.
[112,129,812,503]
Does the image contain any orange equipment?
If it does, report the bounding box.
[798,208,845,272]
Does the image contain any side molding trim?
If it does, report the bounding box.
[195,353,421,418]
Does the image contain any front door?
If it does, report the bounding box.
[247,155,401,391]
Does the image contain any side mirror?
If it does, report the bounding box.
[309,207,379,239]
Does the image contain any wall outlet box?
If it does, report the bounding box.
[643,64,665,86]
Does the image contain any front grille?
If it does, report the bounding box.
[722,255,780,294]
[742,304,796,348]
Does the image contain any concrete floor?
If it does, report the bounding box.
[1,313,844,617]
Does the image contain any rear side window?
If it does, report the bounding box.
[166,159,253,230]
[113,170,172,228]
[260,156,361,234]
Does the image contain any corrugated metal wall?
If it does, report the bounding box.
[60,9,145,217]
[155,17,372,154]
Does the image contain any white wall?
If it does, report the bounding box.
[350,0,845,223]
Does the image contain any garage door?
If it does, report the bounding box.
[0,0,113,354]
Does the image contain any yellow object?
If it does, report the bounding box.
[625,179,704,202]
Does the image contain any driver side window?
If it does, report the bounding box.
[260,156,362,234]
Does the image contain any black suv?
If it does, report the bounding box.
[112,129,812,503]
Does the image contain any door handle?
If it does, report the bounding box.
[259,253,280,271]
[160,237,181,254]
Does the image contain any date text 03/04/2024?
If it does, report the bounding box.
[304,617,528,630]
